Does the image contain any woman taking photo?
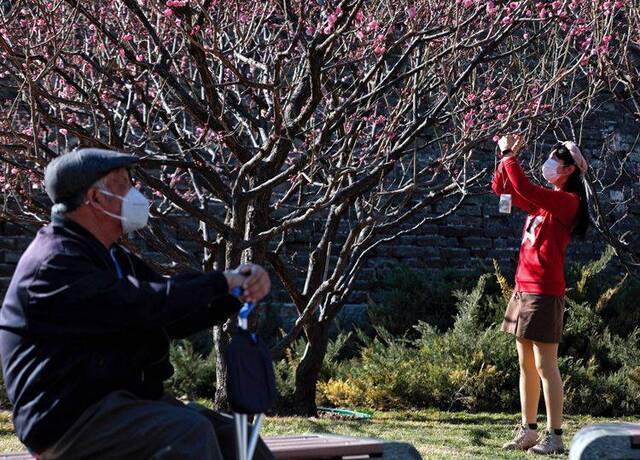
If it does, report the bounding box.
[491,135,589,455]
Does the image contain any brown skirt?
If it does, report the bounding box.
[500,291,565,344]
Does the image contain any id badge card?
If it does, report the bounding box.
[499,194,512,214]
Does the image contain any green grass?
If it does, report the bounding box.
[0,411,25,453]
[263,410,640,459]
[1,409,638,458]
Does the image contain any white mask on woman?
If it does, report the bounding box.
[542,158,568,184]
[96,187,150,233]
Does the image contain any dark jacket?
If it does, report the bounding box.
[0,217,240,453]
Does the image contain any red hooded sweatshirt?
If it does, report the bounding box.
[492,156,579,297]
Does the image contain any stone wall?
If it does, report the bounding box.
[1,103,638,310]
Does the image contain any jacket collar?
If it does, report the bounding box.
[51,214,116,254]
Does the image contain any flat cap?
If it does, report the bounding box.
[44,148,139,213]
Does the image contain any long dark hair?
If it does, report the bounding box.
[552,143,589,239]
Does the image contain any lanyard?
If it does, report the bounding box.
[110,248,124,280]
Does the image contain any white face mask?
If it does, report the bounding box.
[96,187,150,234]
[542,158,568,184]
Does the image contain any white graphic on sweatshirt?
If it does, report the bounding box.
[523,215,544,246]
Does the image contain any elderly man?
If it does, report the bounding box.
[0,149,274,459]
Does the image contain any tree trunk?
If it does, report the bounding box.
[214,190,270,410]
[292,319,331,416]
[213,210,243,410]
[213,321,232,410]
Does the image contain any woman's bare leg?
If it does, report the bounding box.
[516,337,540,425]
[532,341,563,430]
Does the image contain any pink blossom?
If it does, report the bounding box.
[501,16,513,26]
[497,113,507,121]
[486,1,496,15]
[59,128,68,136]
[493,135,501,142]
[118,48,126,59]
[323,25,334,34]
[408,6,417,19]
[163,8,173,17]
[467,93,477,103]
[356,10,365,22]
[376,115,386,124]
[356,30,365,40]
[328,14,338,26]
[463,0,474,7]
[368,19,379,31]
[463,110,475,129]
[335,6,343,15]
[122,33,133,42]
[239,13,250,22]
[552,0,562,9]
[523,33,530,40]
[374,46,386,56]
[306,25,315,36]
[136,54,145,62]
[508,2,519,10]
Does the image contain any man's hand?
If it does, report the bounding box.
[223,263,271,303]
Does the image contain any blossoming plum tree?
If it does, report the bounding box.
[0,0,635,412]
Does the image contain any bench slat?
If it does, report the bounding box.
[264,435,384,459]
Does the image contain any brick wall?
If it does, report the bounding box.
[1,104,638,310]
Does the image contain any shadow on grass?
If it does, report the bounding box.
[310,419,373,436]
[468,428,490,446]
[386,411,517,426]
[433,415,517,426]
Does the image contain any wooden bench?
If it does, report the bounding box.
[265,434,384,459]
[0,434,386,460]
[569,423,640,460]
